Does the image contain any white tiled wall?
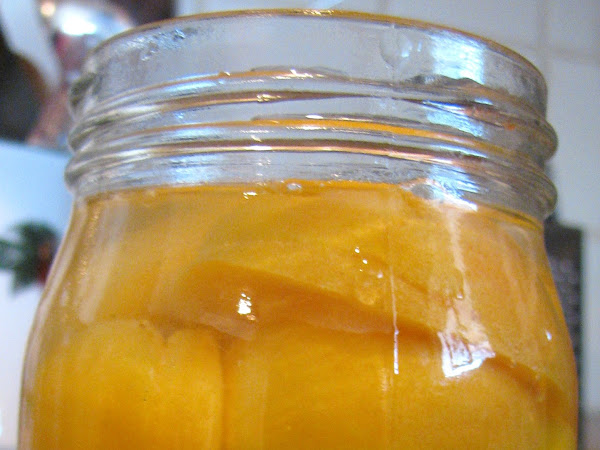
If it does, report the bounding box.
[385,0,540,47]
[549,57,600,229]
[548,0,600,58]
[179,0,600,434]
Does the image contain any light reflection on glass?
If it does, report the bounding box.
[425,106,485,140]
[433,40,485,85]
[237,293,256,321]
[389,270,400,375]
[438,331,494,377]
[438,206,494,378]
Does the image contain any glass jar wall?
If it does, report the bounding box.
[19,11,577,449]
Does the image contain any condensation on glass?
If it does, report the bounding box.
[19,10,577,449]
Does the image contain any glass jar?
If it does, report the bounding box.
[19,10,577,449]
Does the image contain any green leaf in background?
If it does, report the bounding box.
[0,222,59,292]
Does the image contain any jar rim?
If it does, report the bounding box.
[94,9,545,81]
[74,9,550,116]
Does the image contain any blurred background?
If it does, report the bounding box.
[0,0,598,448]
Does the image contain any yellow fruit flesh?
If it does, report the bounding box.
[225,325,562,449]
[21,181,577,449]
[25,321,223,450]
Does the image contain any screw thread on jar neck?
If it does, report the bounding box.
[67,10,557,220]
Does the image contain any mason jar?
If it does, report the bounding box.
[19,10,577,449]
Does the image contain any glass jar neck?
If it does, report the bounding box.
[67,10,556,220]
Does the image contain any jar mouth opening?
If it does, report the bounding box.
[68,10,557,219]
